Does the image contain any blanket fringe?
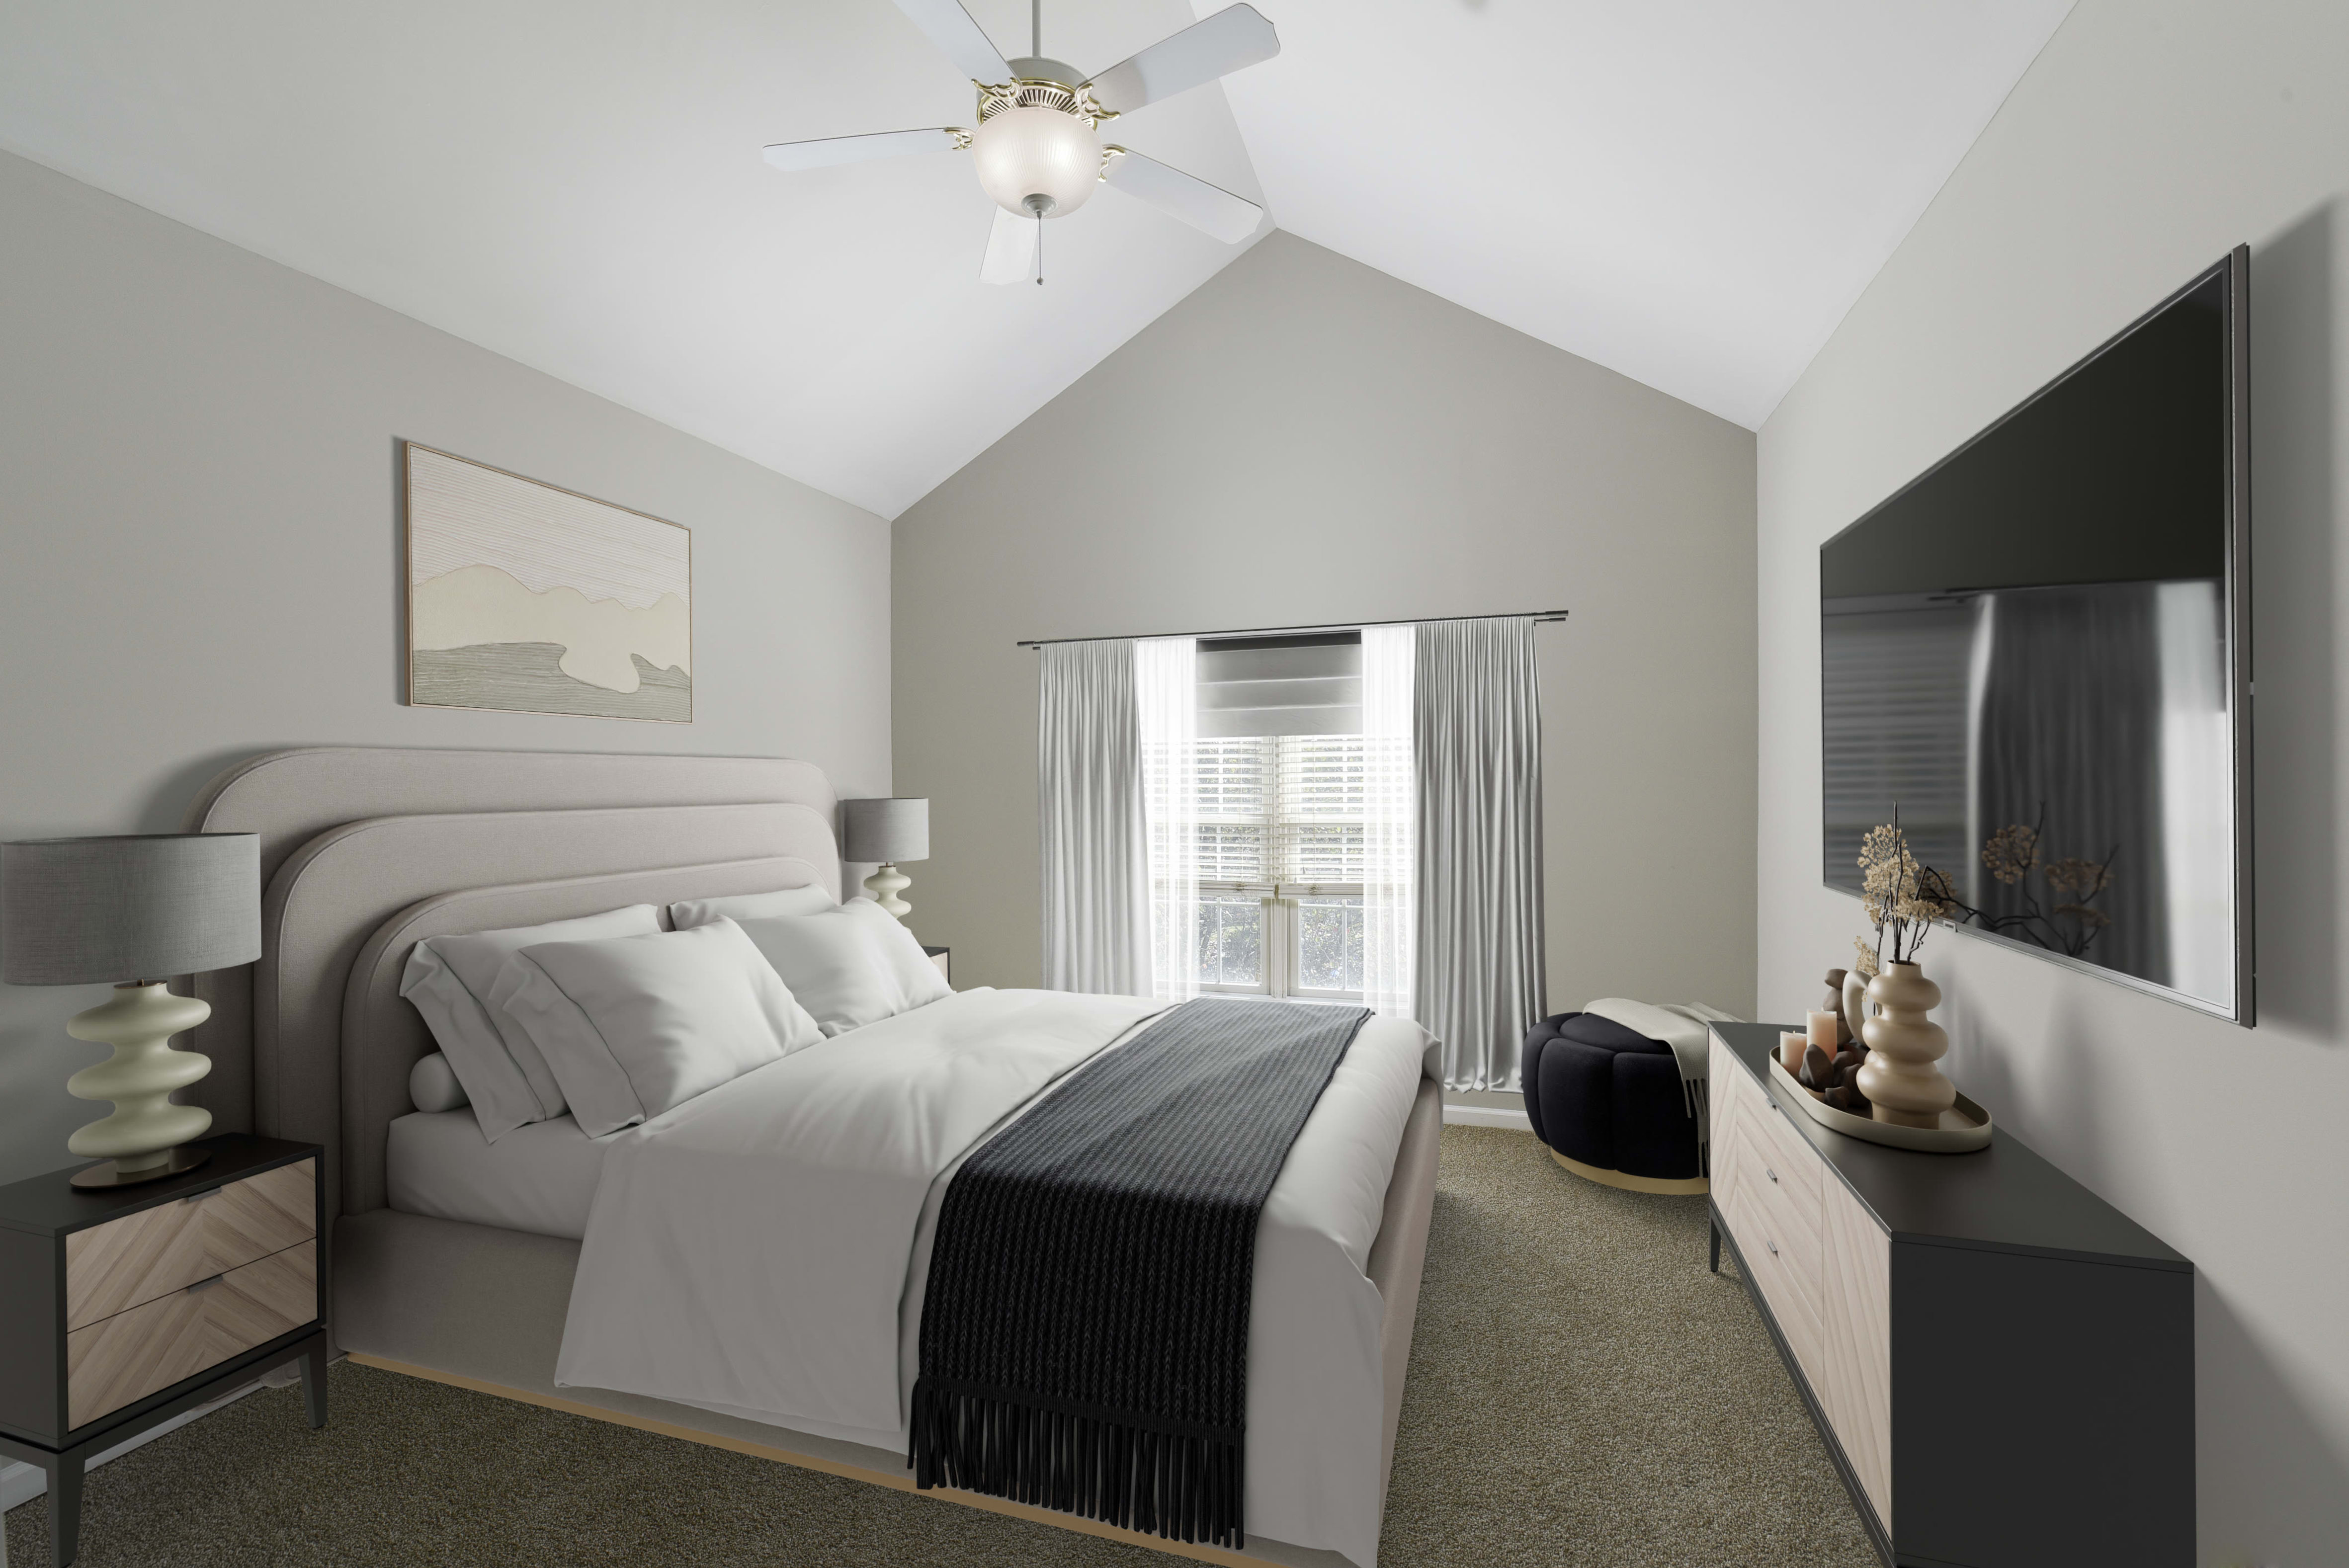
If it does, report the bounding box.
[911,1379,1245,1549]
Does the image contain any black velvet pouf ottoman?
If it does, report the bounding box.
[1520,1011,1708,1194]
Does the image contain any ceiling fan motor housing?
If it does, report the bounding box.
[972,66,1105,219]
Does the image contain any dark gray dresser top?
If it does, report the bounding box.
[1715,1023,2189,1272]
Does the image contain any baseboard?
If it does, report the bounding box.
[1440,1102,1531,1130]
[0,1374,275,1510]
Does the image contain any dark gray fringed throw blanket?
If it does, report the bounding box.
[910,995,1371,1550]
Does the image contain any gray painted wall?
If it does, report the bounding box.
[0,150,892,1187]
[893,231,1759,1058]
[1757,2,2349,1557]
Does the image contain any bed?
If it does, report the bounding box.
[179,746,1442,1568]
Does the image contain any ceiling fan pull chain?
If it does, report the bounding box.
[1036,213,1044,286]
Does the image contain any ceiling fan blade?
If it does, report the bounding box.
[1084,4,1279,115]
[891,0,1012,83]
[1101,149,1263,244]
[981,206,1038,285]
[761,128,966,173]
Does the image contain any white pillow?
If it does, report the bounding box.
[669,884,837,930]
[399,904,663,1141]
[731,899,952,1038]
[497,919,825,1137]
[409,1052,471,1113]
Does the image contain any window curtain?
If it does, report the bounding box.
[1138,636,1202,1001]
[1359,625,1415,1018]
[1039,640,1149,994]
[1414,617,1546,1090]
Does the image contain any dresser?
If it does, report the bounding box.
[1707,1024,2192,1568]
[0,1134,328,1568]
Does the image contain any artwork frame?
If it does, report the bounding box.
[403,442,693,724]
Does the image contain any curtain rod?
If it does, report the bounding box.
[1016,609,1569,650]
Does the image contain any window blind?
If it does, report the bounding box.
[1197,635,1362,738]
[1190,734,1366,887]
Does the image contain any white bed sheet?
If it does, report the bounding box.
[386,1107,615,1241]
[555,988,1432,1568]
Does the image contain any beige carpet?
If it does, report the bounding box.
[5,1126,1876,1567]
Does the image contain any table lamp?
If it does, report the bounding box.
[1,833,261,1188]
[840,798,928,920]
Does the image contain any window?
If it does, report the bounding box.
[1190,733,1368,1000]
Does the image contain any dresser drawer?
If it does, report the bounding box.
[66,1238,318,1429]
[1719,1090,1825,1383]
[65,1158,315,1331]
[1732,1070,1823,1211]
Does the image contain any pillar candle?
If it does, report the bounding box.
[1807,1010,1840,1052]
[1780,1031,1808,1072]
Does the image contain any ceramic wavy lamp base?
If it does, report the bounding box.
[65,981,215,1188]
[863,863,912,920]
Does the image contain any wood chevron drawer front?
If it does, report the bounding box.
[66,1239,318,1428]
[1723,1128,1824,1382]
[1818,1176,1893,1531]
[64,1157,316,1330]
[1707,1038,1747,1215]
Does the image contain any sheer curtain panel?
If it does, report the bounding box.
[1360,625,1415,1017]
[1138,636,1202,1001]
[1415,618,1546,1089]
[1039,640,1150,994]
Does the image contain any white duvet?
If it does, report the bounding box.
[556,987,1433,1568]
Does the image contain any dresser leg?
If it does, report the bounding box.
[47,1450,84,1568]
[1708,1213,1721,1274]
[301,1339,329,1429]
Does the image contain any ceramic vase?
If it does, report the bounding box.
[1856,961,1956,1130]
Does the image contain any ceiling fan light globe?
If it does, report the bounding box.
[972,106,1100,219]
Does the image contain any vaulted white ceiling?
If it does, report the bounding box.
[0,0,2070,518]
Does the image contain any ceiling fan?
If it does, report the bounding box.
[763,0,1280,284]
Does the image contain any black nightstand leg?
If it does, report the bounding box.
[47,1448,85,1568]
[1708,1212,1721,1274]
[301,1338,329,1429]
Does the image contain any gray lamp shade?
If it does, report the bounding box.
[840,798,928,864]
[1,833,262,985]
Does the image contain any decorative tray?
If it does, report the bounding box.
[1767,1054,1993,1154]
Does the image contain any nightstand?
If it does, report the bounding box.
[0,1134,328,1568]
[924,945,951,987]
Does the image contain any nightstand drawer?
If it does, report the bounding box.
[65,1157,316,1330]
[66,1238,318,1429]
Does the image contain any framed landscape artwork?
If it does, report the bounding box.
[404,442,692,722]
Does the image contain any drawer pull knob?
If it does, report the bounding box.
[1765,1239,1778,1256]
[187,1273,226,1293]
[181,1190,217,1204]
[1765,1167,1778,1183]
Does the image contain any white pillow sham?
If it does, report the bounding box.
[399,904,663,1141]
[497,919,825,1138]
[408,1052,471,1113]
[731,899,952,1038]
[668,884,836,930]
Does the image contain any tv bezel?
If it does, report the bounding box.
[1817,246,2254,1027]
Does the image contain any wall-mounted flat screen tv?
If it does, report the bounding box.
[1821,249,2252,1024]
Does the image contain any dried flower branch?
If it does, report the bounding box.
[1851,936,1879,979]
[1855,808,1950,966]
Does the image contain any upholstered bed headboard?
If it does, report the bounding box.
[178,747,842,1218]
